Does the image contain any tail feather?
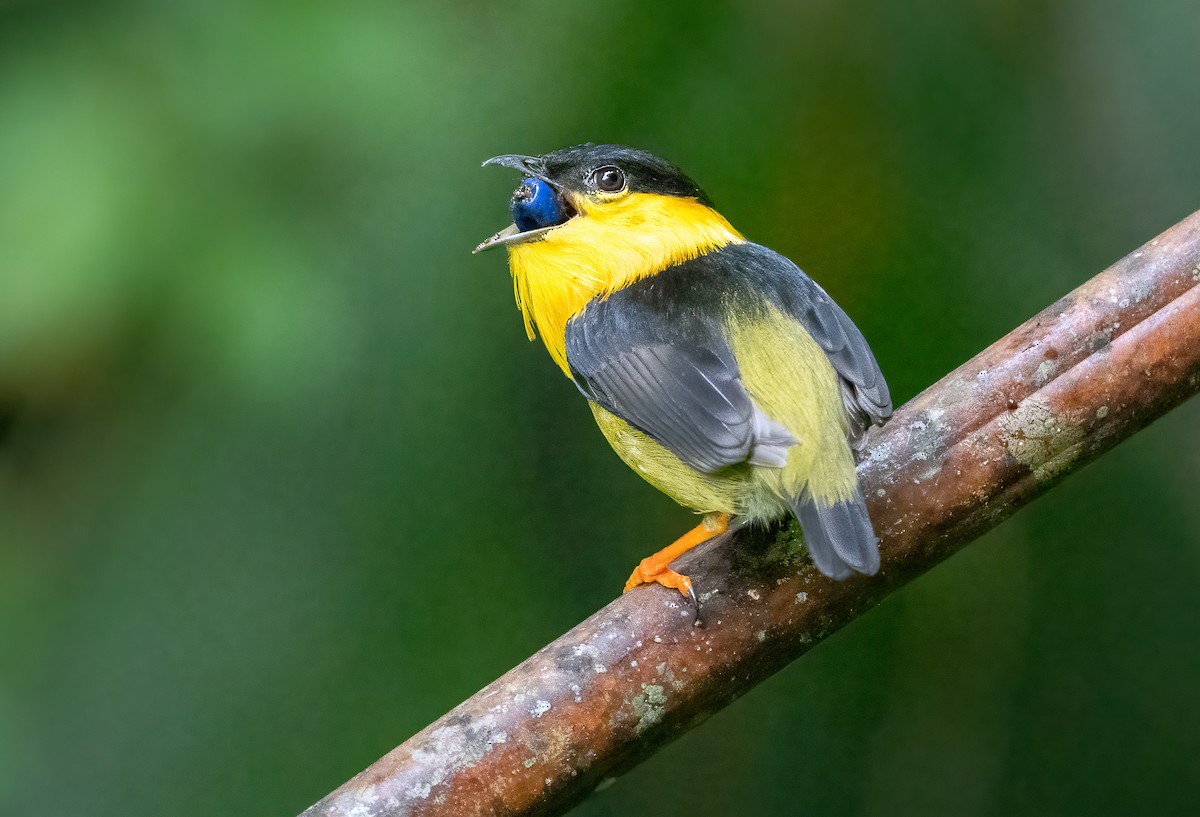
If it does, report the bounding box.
[793,491,881,579]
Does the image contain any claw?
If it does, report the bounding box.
[621,513,730,613]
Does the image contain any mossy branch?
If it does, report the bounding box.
[302,210,1200,817]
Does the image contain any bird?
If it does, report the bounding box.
[475,144,892,603]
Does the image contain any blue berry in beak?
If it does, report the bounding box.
[511,177,568,233]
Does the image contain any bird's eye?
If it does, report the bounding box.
[589,166,626,193]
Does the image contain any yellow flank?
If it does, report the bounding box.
[589,304,858,520]
[729,305,859,508]
[507,192,743,375]
[590,403,750,514]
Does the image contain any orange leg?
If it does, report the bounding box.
[624,513,730,599]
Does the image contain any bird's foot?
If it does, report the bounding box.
[624,563,696,598]
[623,513,730,600]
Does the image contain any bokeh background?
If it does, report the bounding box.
[3,1,1199,815]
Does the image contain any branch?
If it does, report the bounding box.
[302,210,1200,817]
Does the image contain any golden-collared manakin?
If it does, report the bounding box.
[475,144,892,601]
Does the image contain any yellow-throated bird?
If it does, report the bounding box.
[475,144,891,601]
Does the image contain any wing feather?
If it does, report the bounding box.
[760,247,892,444]
[563,242,891,471]
[566,302,759,474]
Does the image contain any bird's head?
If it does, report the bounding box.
[474,144,742,375]
[473,144,716,253]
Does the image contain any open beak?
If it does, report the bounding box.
[481,154,550,181]
[472,222,559,254]
[474,153,570,254]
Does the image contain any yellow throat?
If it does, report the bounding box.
[506,192,744,375]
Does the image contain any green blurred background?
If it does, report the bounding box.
[3,1,1199,815]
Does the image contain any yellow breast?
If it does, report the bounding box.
[505,192,743,375]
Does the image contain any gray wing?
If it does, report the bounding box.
[763,250,892,446]
[565,295,794,475]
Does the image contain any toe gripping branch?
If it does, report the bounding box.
[624,513,730,620]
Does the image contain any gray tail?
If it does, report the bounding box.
[792,491,881,580]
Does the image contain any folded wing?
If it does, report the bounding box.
[565,293,792,475]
